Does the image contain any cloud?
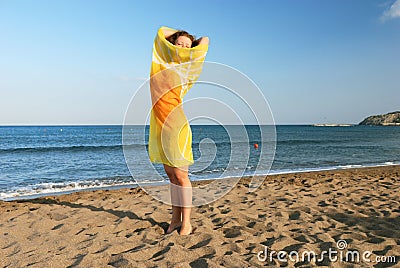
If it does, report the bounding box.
[381,0,400,21]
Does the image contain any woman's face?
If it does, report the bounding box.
[175,36,192,48]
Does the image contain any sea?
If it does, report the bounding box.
[1,125,399,201]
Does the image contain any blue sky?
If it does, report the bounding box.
[1,0,399,125]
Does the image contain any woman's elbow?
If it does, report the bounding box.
[198,37,209,45]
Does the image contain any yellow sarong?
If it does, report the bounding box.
[148,26,208,167]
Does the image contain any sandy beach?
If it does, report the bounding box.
[1,165,399,267]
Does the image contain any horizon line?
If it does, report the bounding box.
[0,123,360,127]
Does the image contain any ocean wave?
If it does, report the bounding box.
[0,144,147,154]
[0,141,272,154]
[0,178,151,201]
[2,161,399,201]
[277,139,348,145]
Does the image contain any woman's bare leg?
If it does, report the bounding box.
[164,165,182,233]
[163,164,193,235]
[172,166,192,235]
[168,186,182,233]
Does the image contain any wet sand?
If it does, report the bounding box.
[1,165,399,267]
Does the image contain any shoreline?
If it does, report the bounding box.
[1,165,399,267]
[2,162,399,201]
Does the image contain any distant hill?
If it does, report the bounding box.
[359,111,400,126]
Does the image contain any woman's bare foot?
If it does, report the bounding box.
[166,221,181,234]
[179,223,193,235]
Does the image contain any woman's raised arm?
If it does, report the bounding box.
[197,37,209,45]
[162,28,177,39]
[191,37,209,47]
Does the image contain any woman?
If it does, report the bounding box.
[148,27,209,235]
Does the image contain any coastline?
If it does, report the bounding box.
[1,165,399,267]
[2,162,399,201]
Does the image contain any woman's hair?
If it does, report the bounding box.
[166,30,198,47]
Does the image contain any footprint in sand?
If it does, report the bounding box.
[223,227,242,238]
[289,211,300,220]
